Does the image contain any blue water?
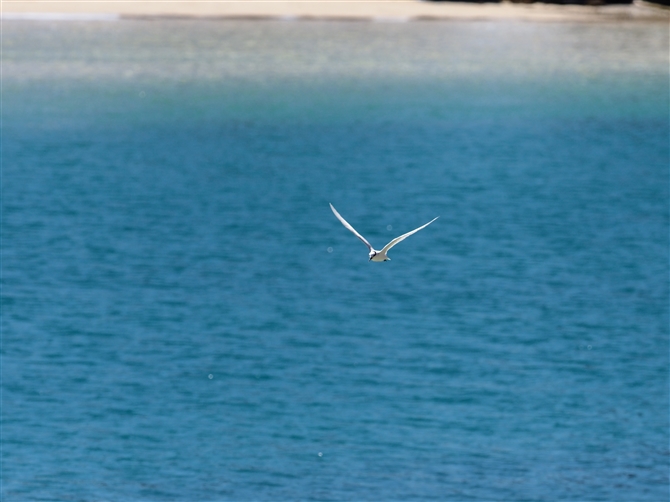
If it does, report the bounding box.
[2,19,668,501]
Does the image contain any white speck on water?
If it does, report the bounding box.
[208,374,213,379]
[327,247,333,253]
[318,452,323,457]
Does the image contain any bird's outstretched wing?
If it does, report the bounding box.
[380,217,438,255]
[329,203,374,252]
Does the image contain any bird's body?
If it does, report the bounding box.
[370,251,391,262]
[329,203,438,262]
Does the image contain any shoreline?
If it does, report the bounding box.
[2,1,668,22]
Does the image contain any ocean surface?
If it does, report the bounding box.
[2,18,668,501]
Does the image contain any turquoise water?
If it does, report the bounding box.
[2,19,668,501]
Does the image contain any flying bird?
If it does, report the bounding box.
[329,203,438,262]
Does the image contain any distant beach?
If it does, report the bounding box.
[2,0,668,22]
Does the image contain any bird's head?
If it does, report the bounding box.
[369,251,376,261]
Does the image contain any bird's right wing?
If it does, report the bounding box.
[380,217,438,255]
[329,203,374,251]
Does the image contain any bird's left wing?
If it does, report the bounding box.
[380,217,438,254]
[329,203,374,252]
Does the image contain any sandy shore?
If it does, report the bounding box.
[2,0,668,22]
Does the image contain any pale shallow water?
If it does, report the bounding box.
[2,19,668,501]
